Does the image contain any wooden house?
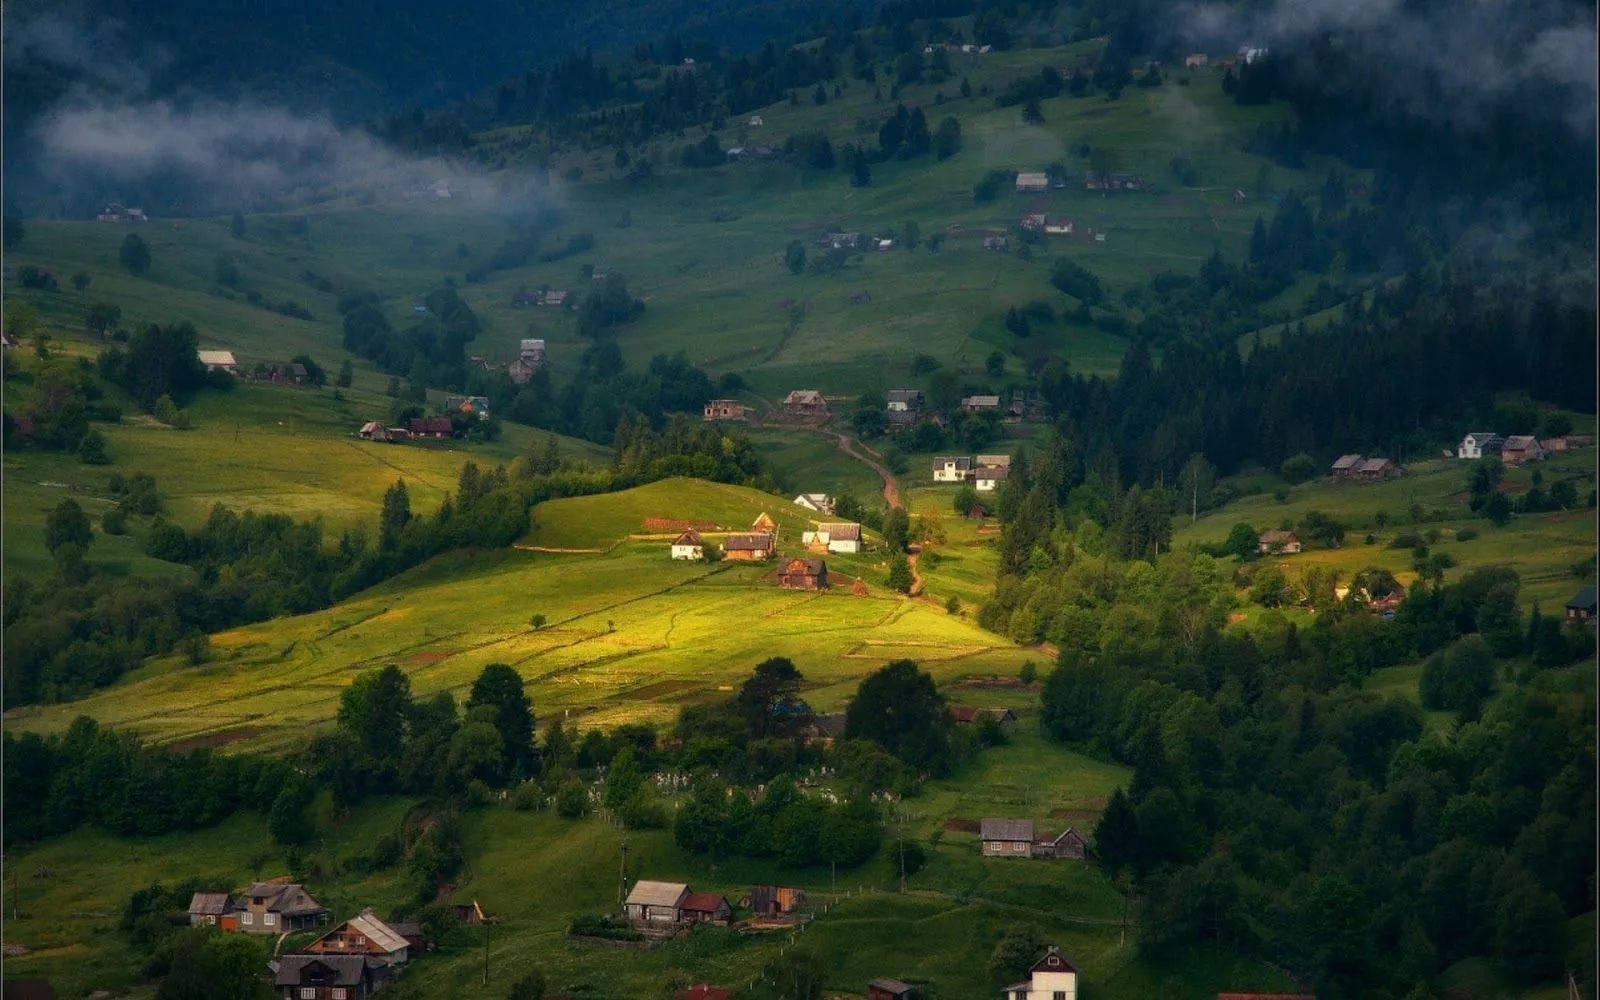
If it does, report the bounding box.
[271,955,393,1000]
[679,892,732,924]
[974,466,1008,492]
[962,395,1002,412]
[302,909,411,964]
[1257,530,1302,555]
[671,530,705,561]
[867,979,920,1000]
[802,522,861,555]
[236,881,326,934]
[1353,457,1397,481]
[723,533,775,561]
[1566,587,1597,624]
[624,881,689,926]
[778,557,828,590]
[358,421,392,443]
[751,512,778,534]
[407,416,454,438]
[1032,827,1088,860]
[745,885,809,917]
[1500,435,1544,465]
[1330,454,1365,478]
[782,390,829,417]
[704,399,747,421]
[198,349,238,374]
[188,892,233,926]
[951,706,1017,730]
[1014,173,1049,193]
[981,818,1035,858]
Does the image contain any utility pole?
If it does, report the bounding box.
[481,917,491,986]
[618,840,630,909]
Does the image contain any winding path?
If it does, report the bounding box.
[832,432,901,507]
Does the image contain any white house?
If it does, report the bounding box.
[1002,946,1079,1000]
[624,881,689,925]
[803,522,862,555]
[932,457,973,483]
[886,389,923,413]
[1015,172,1049,193]
[671,530,704,561]
[793,493,835,514]
[198,349,238,374]
[1044,218,1074,235]
[749,115,764,127]
[974,467,1009,492]
[1457,432,1503,460]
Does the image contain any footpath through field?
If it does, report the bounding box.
[832,432,901,507]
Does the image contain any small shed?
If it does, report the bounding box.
[745,885,809,917]
[1033,827,1088,860]
[624,881,689,925]
[679,892,732,924]
[188,892,233,925]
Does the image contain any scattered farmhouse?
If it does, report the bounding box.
[793,493,835,514]
[1002,946,1079,1000]
[1185,53,1209,67]
[1015,172,1049,193]
[508,339,546,385]
[188,892,234,926]
[802,522,862,555]
[671,530,705,561]
[1044,218,1074,235]
[704,399,748,421]
[974,466,1008,492]
[1353,457,1398,481]
[1500,435,1544,465]
[982,235,1009,251]
[976,454,1012,470]
[235,881,327,934]
[624,881,690,926]
[981,818,1036,857]
[676,986,734,1000]
[445,394,490,420]
[803,713,847,747]
[962,395,1002,412]
[407,416,454,439]
[933,457,973,483]
[1457,432,1504,460]
[778,557,828,590]
[303,909,412,965]
[751,512,777,534]
[867,979,920,1000]
[542,290,568,307]
[198,349,238,374]
[1330,454,1364,478]
[886,389,924,426]
[358,422,393,443]
[723,533,776,561]
[679,892,733,924]
[271,954,393,999]
[745,885,809,918]
[1257,529,1302,555]
[254,362,312,385]
[1567,587,1597,624]
[783,390,829,417]
[951,706,1017,730]
[1020,212,1047,230]
[1032,827,1089,860]
[819,232,862,249]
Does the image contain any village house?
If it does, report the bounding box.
[407,416,454,439]
[671,530,705,561]
[198,349,238,375]
[236,881,327,934]
[886,389,923,426]
[1185,53,1209,67]
[1032,827,1089,860]
[358,421,393,443]
[704,399,748,421]
[1003,946,1079,1000]
[751,512,777,534]
[255,362,311,385]
[1566,587,1597,624]
[868,979,920,1000]
[963,395,1002,412]
[445,395,490,420]
[782,390,829,417]
[271,954,393,1000]
[982,235,1009,251]
[679,892,733,924]
[507,339,546,385]
[803,713,847,747]
[1500,435,1544,465]
[723,533,775,561]
[1541,436,1568,454]
[1044,218,1074,235]
[303,909,411,965]
[951,706,1017,730]
[932,456,973,483]
[1457,432,1504,460]
[1257,529,1302,555]
[1330,454,1364,478]
[819,232,862,250]
[981,818,1035,857]
[511,291,539,308]
[676,986,734,1000]
[507,357,539,384]
[590,266,609,281]
[778,557,828,590]
[802,522,862,555]
[1020,212,1047,230]
[1353,457,1398,481]
[744,885,809,918]
[188,892,234,926]
[974,467,1009,492]
[386,427,411,441]
[793,493,835,514]
[624,881,690,926]
[1103,172,1143,191]
[1014,172,1049,193]
[542,290,568,307]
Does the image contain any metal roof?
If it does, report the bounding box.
[625,880,689,907]
[980,818,1035,841]
[345,911,410,954]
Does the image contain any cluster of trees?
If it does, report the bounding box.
[340,285,482,392]
[674,772,882,868]
[497,346,724,446]
[96,321,216,411]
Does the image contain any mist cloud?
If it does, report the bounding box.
[1181,0,1598,134]
[4,9,162,95]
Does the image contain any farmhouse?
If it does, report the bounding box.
[793,493,835,514]
[1566,587,1597,624]
[542,290,568,307]
[867,979,920,1000]
[803,713,847,746]
[197,349,238,374]
[1353,457,1398,481]
[976,454,1012,470]
[1044,218,1074,235]
[802,522,862,554]
[358,421,392,443]
[188,892,234,926]
[1500,435,1544,465]
[704,399,748,421]
[1257,529,1302,555]
[236,881,327,934]
[1032,827,1088,860]
[783,390,829,417]
[723,533,775,561]
[982,235,1009,251]
[445,394,490,420]
[820,232,862,249]
[508,357,539,384]
[1457,432,1504,460]
[932,456,973,483]
[778,557,828,590]
[676,986,734,1000]
[981,818,1035,857]
[745,885,809,917]
[256,362,311,385]
[1015,172,1049,193]
[751,512,777,534]
[951,706,1017,730]
[974,467,1008,492]
[1185,53,1209,67]
[271,954,393,999]
[962,395,1002,412]
[886,389,923,422]
[625,881,690,926]
[679,892,733,924]
[671,530,705,561]
[1331,454,1364,477]
[1003,946,1079,1000]
[1103,172,1143,190]
[303,909,411,964]
[407,416,454,438]
[511,291,539,307]
[1020,212,1047,230]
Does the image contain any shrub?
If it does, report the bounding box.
[1388,534,1424,550]
[1455,527,1479,541]
[512,783,544,811]
[555,779,588,818]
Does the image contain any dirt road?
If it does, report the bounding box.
[833,433,901,507]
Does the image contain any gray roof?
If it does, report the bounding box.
[934,456,972,470]
[975,467,1009,480]
[810,713,847,737]
[980,818,1035,842]
[868,979,917,996]
[1503,435,1540,449]
[816,522,861,540]
[244,882,325,916]
[189,892,232,916]
[886,389,922,404]
[1331,454,1364,470]
[625,880,689,908]
[340,911,410,954]
[273,955,385,987]
[1568,586,1598,611]
[724,533,774,551]
[1356,457,1394,473]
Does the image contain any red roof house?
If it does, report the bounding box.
[675,987,734,1000]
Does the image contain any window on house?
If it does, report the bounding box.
[263,913,277,926]
[300,989,316,999]
[241,912,253,925]
[332,990,348,1000]
[1054,993,1067,1000]
[207,915,216,925]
